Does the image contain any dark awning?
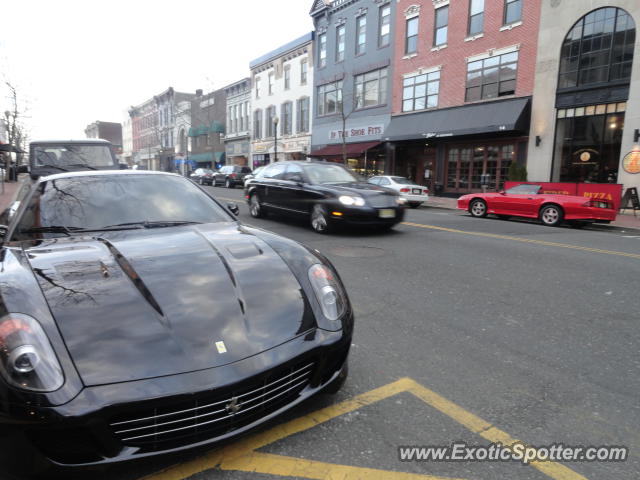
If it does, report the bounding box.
[0,144,25,153]
[383,97,531,141]
[310,141,381,157]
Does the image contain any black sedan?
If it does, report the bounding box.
[190,167,216,185]
[244,161,406,233]
[0,171,352,476]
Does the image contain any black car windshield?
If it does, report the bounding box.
[304,164,360,184]
[33,145,115,169]
[13,174,231,240]
[391,177,414,185]
[505,184,542,195]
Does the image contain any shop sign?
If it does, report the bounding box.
[329,125,384,140]
[253,144,268,153]
[622,149,640,174]
[504,181,624,210]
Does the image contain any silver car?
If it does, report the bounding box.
[368,176,429,208]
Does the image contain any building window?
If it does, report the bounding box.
[318,33,327,68]
[355,67,388,109]
[447,144,514,191]
[301,59,308,84]
[465,51,518,101]
[553,103,626,183]
[297,97,310,133]
[254,109,262,139]
[379,4,391,47]
[268,72,274,95]
[266,106,276,137]
[281,101,292,135]
[468,0,484,36]
[255,77,261,98]
[356,14,367,55]
[245,101,250,132]
[317,81,343,116]
[434,6,448,46]
[405,16,419,55]
[503,0,522,25]
[558,7,636,89]
[284,65,291,90]
[227,106,233,134]
[336,24,346,62]
[402,71,439,112]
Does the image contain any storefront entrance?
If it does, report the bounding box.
[445,141,519,193]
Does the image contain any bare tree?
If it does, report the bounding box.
[323,77,361,165]
[3,81,29,166]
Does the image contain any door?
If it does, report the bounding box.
[280,164,308,213]
[260,163,287,208]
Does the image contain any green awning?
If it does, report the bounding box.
[189,152,214,163]
[214,152,225,162]
[210,122,225,134]
[188,125,210,137]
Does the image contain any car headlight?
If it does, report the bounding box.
[0,314,64,392]
[338,195,365,207]
[308,264,347,322]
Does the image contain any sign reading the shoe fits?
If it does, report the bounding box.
[329,124,384,140]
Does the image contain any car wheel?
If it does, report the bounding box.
[408,202,422,209]
[311,204,332,234]
[540,204,564,227]
[225,178,234,189]
[469,199,488,218]
[249,193,266,218]
[199,178,204,185]
[324,363,348,394]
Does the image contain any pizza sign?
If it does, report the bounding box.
[622,150,640,174]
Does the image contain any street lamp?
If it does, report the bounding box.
[273,116,279,163]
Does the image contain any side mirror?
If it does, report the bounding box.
[499,190,506,195]
[290,175,304,185]
[16,165,29,174]
[227,202,240,216]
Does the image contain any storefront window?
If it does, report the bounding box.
[552,103,625,183]
[447,143,515,192]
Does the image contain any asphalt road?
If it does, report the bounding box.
[51,186,640,480]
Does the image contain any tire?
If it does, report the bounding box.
[539,204,564,227]
[249,193,266,218]
[408,202,422,209]
[310,204,332,234]
[199,178,204,185]
[469,199,488,218]
[324,363,348,394]
[225,178,234,189]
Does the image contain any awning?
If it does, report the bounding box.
[383,97,531,141]
[0,144,25,153]
[210,122,225,134]
[188,152,226,163]
[310,141,381,157]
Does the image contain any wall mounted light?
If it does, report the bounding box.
[535,135,542,147]
[634,129,640,143]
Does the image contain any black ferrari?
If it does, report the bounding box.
[0,171,352,475]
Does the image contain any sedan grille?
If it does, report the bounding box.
[109,361,314,451]
[368,194,397,208]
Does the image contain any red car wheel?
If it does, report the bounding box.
[469,199,488,218]
[539,204,564,227]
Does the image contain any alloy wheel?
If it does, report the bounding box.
[250,195,261,218]
[311,205,329,233]
[470,200,487,217]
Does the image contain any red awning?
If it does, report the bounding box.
[310,141,381,157]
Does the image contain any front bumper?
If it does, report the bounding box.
[328,205,406,226]
[0,326,351,472]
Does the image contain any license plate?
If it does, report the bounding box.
[412,188,422,194]
[378,209,396,218]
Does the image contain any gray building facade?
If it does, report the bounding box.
[224,78,251,166]
[189,88,227,169]
[310,0,396,176]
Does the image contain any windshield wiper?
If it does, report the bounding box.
[19,225,83,236]
[100,220,203,230]
[38,165,70,173]
[68,163,98,171]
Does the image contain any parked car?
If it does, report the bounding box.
[368,176,429,208]
[457,184,617,227]
[190,167,216,185]
[213,165,252,188]
[245,161,406,233]
[29,139,120,178]
[243,165,265,186]
[0,170,352,476]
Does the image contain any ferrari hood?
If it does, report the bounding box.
[25,224,315,386]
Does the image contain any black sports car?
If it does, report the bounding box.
[0,171,352,475]
[244,161,406,233]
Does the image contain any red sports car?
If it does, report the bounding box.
[457,184,617,227]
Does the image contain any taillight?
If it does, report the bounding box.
[400,188,410,193]
[424,188,429,194]
[230,173,237,179]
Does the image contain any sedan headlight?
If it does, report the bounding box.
[0,314,64,392]
[308,264,348,322]
[338,195,365,207]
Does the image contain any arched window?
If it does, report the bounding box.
[558,7,635,89]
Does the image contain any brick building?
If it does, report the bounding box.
[84,121,123,156]
[188,88,227,169]
[384,0,540,194]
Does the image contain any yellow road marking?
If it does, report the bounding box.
[141,377,588,480]
[402,221,640,259]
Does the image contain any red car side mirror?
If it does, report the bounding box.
[499,190,506,195]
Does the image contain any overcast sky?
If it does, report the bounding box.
[0,0,314,140]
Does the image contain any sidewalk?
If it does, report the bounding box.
[0,180,21,213]
[427,195,640,231]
